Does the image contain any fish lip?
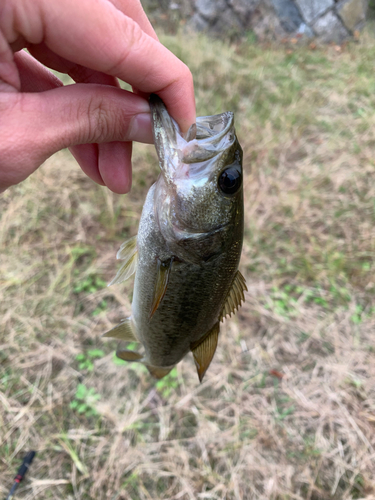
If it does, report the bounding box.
[150,94,179,184]
[150,94,177,147]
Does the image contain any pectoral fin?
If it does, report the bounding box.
[220,271,247,321]
[108,235,138,286]
[102,317,138,342]
[149,257,174,319]
[191,323,220,382]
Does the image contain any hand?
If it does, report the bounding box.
[0,0,195,193]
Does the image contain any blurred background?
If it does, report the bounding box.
[1,2,375,499]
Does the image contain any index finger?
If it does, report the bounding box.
[11,0,196,132]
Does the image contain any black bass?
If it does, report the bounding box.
[104,95,246,382]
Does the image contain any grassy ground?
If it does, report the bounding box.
[1,26,375,500]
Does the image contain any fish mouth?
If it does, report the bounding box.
[181,112,235,164]
[149,95,236,177]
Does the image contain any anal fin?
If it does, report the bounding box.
[191,323,220,383]
[103,317,138,342]
[149,257,173,319]
[108,235,138,286]
[220,270,248,321]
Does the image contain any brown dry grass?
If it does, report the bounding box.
[1,26,375,500]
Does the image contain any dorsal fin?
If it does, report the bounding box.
[108,235,138,286]
[191,322,220,382]
[102,317,138,342]
[149,257,174,319]
[219,270,247,322]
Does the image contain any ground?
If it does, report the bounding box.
[1,27,375,500]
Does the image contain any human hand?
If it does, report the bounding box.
[0,0,195,193]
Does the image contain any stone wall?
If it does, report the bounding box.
[143,0,369,42]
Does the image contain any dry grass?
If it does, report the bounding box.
[1,26,375,500]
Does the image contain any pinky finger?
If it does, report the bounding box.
[98,141,132,194]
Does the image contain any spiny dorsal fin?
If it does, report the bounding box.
[108,235,138,286]
[102,317,138,342]
[116,349,143,362]
[149,257,174,319]
[191,322,220,382]
[146,364,174,380]
[220,270,247,322]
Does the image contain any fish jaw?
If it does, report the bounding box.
[150,94,182,185]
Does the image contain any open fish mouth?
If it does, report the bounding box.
[150,94,236,172]
[180,113,235,164]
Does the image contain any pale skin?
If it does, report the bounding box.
[0,0,196,194]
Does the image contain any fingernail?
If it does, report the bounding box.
[129,113,195,143]
[129,113,153,144]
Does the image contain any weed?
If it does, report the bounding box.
[73,273,107,295]
[92,299,108,316]
[75,349,105,372]
[69,383,101,417]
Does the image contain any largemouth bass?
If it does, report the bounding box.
[104,95,246,382]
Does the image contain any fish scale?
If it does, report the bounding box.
[103,95,247,382]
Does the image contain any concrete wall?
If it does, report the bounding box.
[143,0,369,42]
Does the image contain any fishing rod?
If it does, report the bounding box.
[6,451,36,500]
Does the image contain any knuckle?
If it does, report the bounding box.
[181,61,192,79]
[0,94,40,187]
[106,18,144,76]
[86,94,112,143]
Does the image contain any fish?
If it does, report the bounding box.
[103,94,247,382]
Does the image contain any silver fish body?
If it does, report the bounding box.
[104,95,246,381]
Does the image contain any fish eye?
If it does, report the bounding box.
[218,164,242,195]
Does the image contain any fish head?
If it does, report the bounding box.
[150,95,243,261]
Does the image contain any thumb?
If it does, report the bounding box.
[0,84,152,191]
